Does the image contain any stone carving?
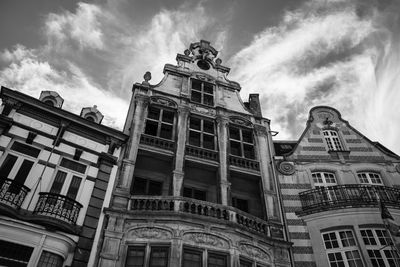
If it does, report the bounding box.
[184,233,227,248]
[229,116,252,127]
[192,105,215,116]
[396,164,400,174]
[150,96,177,108]
[277,161,295,175]
[239,244,271,262]
[128,227,172,240]
[195,73,214,82]
[316,111,334,120]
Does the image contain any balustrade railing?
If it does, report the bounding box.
[33,193,82,225]
[140,134,175,151]
[299,184,400,214]
[185,145,218,161]
[0,178,30,209]
[130,196,283,239]
[229,155,260,171]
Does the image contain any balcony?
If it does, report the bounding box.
[129,196,284,239]
[185,145,218,161]
[33,193,83,225]
[140,134,175,151]
[0,178,30,209]
[229,155,260,171]
[298,184,400,215]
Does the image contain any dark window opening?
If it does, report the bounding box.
[126,247,145,267]
[184,187,207,201]
[60,158,86,174]
[188,117,216,150]
[0,240,33,267]
[208,253,227,267]
[229,127,255,159]
[132,177,163,196]
[144,107,175,140]
[149,247,169,267]
[191,79,214,106]
[232,197,249,213]
[183,249,202,267]
[37,251,64,267]
[0,154,17,180]
[11,142,40,158]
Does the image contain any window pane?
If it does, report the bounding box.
[60,158,87,174]
[242,130,253,144]
[0,154,18,180]
[203,95,214,106]
[191,91,201,103]
[160,124,173,140]
[243,144,255,159]
[148,107,160,120]
[149,247,169,267]
[203,120,214,134]
[13,159,34,185]
[192,80,202,91]
[10,142,40,158]
[190,117,201,130]
[50,171,67,194]
[132,178,147,195]
[66,176,82,200]
[126,247,145,267]
[203,134,214,150]
[229,127,240,140]
[230,141,241,156]
[194,189,207,201]
[183,187,193,198]
[145,121,158,136]
[148,180,163,196]
[203,82,213,94]
[189,131,201,147]
[0,240,33,267]
[162,111,174,123]
[208,253,227,267]
[233,197,249,213]
[37,251,63,267]
[183,249,202,267]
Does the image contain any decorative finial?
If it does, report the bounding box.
[184,49,190,56]
[323,117,333,126]
[93,105,97,109]
[216,58,222,65]
[143,71,151,85]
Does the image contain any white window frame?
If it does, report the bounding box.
[357,172,383,185]
[360,228,399,267]
[312,172,340,202]
[323,130,344,151]
[322,229,364,267]
[48,157,87,201]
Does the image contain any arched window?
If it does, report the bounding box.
[323,130,343,151]
[357,172,383,185]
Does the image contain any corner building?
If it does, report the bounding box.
[98,40,292,267]
[275,106,400,267]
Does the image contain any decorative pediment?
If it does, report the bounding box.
[127,227,173,240]
[183,232,229,249]
[229,116,253,127]
[238,243,271,262]
[150,96,177,109]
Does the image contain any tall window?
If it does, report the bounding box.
[312,172,340,203]
[188,117,216,150]
[322,229,364,267]
[183,187,207,201]
[37,251,64,267]
[323,130,344,151]
[357,172,383,185]
[126,246,169,267]
[191,79,214,106]
[360,228,399,267]
[183,249,202,267]
[229,126,255,159]
[182,248,228,267]
[131,177,163,196]
[0,240,33,267]
[144,107,175,140]
[0,141,40,189]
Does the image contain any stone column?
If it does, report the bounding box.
[113,94,149,208]
[254,124,277,219]
[216,116,230,205]
[172,106,190,196]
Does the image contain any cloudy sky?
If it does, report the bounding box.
[0,0,399,154]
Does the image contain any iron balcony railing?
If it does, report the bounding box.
[33,192,83,225]
[130,196,284,239]
[299,184,400,214]
[0,178,30,209]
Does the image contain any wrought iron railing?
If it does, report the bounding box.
[130,196,283,239]
[33,193,82,225]
[0,178,30,209]
[229,155,260,171]
[299,184,400,214]
[140,134,175,151]
[185,145,218,161]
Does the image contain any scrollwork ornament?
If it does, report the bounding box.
[239,244,271,262]
[184,233,227,248]
[277,161,295,175]
[129,227,171,240]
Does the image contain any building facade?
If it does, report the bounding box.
[275,106,400,267]
[98,40,292,267]
[0,87,127,266]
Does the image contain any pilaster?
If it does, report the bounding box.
[216,116,230,205]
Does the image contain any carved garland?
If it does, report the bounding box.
[229,116,253,128]
[183,232,228,248]
[128,227,172,240]
[150,96,177,109]
[239,244,271,262]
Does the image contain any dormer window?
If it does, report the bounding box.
[323,130,343,151]
[191,79,214,106]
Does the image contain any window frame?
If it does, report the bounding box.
[188,116,217,151]
[323,130,344,151]
[181,247,229,267]
[131,177,163,196]
[321,229,364,267]
[125,244,170,267]
[190,79,215,106]
[360,228,399,267]
[37,250,64,267]
[357,172,384,185]
[228,125,256,160]
[232,196,249,213]
[144,106,176,140]
[183,186,207,201]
